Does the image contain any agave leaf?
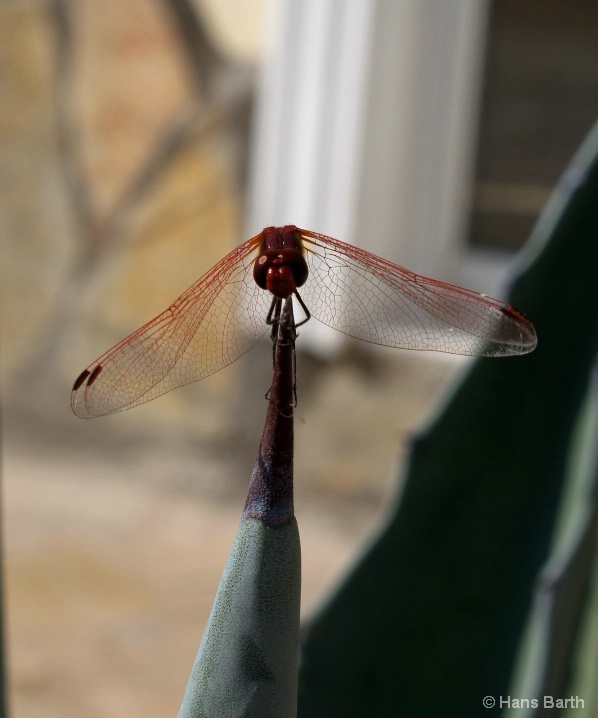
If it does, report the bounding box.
[298,121,598,718]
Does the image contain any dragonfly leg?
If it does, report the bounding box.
[268,295,297,348]
[291,342,298,408]
[293,289,311,328]
[266,297,283,368]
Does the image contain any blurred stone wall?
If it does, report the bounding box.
[1,0,256,438]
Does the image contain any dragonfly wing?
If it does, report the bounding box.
[299,230,537,357]
[72,235,272,418]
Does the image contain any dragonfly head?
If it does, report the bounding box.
[253,226,309,297]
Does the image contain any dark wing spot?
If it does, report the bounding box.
[73,368,91,391]
[87,365,103,386]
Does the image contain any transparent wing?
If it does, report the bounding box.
[72,234,271,418]
[299,229,537,357]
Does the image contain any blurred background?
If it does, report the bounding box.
[2,0,598,715]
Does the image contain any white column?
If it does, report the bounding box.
[246,0,376,244]
[355,0,490,282]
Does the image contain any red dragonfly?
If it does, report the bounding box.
[72,225,537,418]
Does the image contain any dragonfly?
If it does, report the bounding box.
[72,225,537,418]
